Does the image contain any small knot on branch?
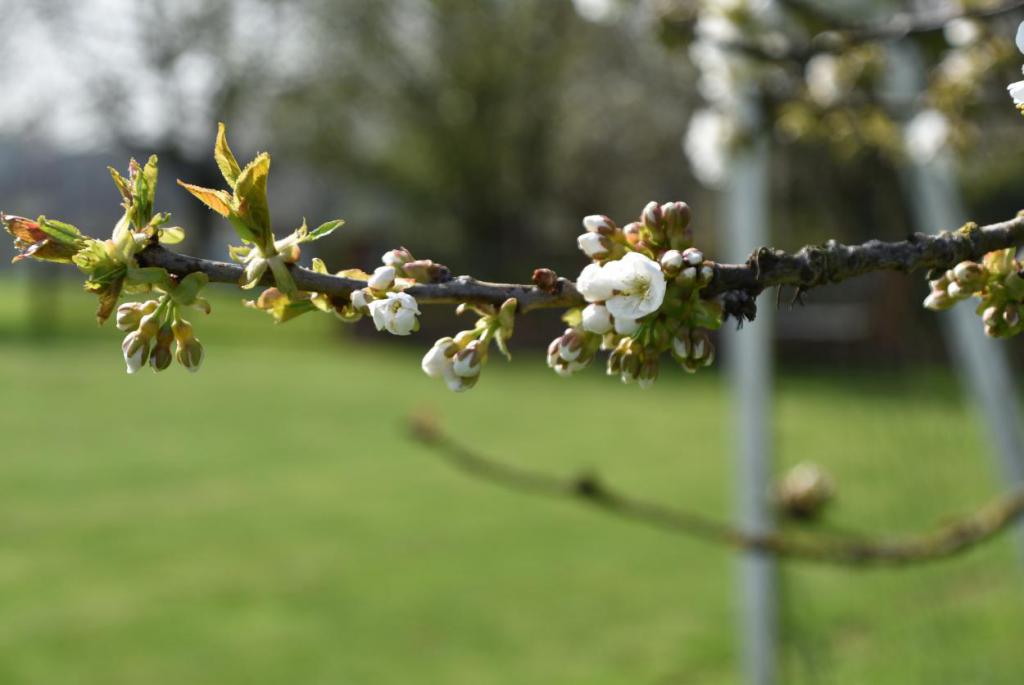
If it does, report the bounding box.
[722,290,758,328]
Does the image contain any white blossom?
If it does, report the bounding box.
[804,54,842,108]
[122,332,149,374]
[602,252,667,320]
[904,109,950,164]
[368,265,396,291]
[943,18,980,47]
[1017,19,1024,54]
[613,316,640,336]
[350,288,370,311]
[422,338,455,378]
[368,291,420,335]
[684,108,734,188]
[577,232,609,258]
[581,303,613,334]
[576,262,614,303]
[1008,76,1024,106]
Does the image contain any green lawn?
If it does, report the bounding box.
[0,277,1022,684]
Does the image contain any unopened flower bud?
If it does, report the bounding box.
[677,266,698,285]
[116,302,144,332]
[613,316,640,336]
[946,281,966,298]
[952,261,984,288]
[1004,304,1020,328]
[699,264,714,285]
[577,232,610,258]
[175,337,204,373]
[682,247,704,267]
[923,290,954,310]
[581,303,613,334]
[532,268,559,293]
[558,328,585,362]
[382,247,414,268]
[350,288,370,311]
[149,323,174,372]
[171,318,195,345]
[777,461,835,520]
[660,249,684,276]
[691,330,712,363]
[122,331,151,374]
[623,222,641,246]
[138,310,161,339]
[368,265,396,291]
[582,214,617,236]
[401,259,449,283]
[672,328,692,360]
[661,201,692,233]
[638,357,659,390]
[641,201,662,231]
[422,337,457,379]
[453,340,484,377]
[443,365,479,392]
[619,349,641,384]
[983,305,1001,325]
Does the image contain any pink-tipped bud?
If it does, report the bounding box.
[682,247,704,266]
[582,214,617,236]
[577,233,610,258]
[641,201,662,232]
[382,247,414,268]
[660,249,684,276]
[623,222,641,246]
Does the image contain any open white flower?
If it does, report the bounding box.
[368,292,420,335]
[602,252,667,320]
[576,262,614,302]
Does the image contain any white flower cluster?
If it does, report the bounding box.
[1008,21,1024,108]
[684,0,787,187]
[549,202,723,388]
[347,251,422,336]
[421,298,517,392]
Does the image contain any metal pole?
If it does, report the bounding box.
[723,134,778,685]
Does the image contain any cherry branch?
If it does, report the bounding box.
[135,212,1024,312]
[409,415,1024,566]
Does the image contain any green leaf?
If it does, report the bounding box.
[177,181,232,218]
[109,167,132,202]
[307,219,345,242]
[158,226,185,244]
[233,152,272,249]
[126,266,173,288]
[214,122,242,188]
[173,272,209,305]
[36,216,83,245]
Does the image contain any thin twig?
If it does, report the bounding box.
[409,414,1024,566]
[135,212,1024,311]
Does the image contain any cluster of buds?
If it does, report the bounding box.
[552,201,723,388]
[422,299,516,392]
[344,249,429,336]
[923,248,1024,338]
[116,298,204,373]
